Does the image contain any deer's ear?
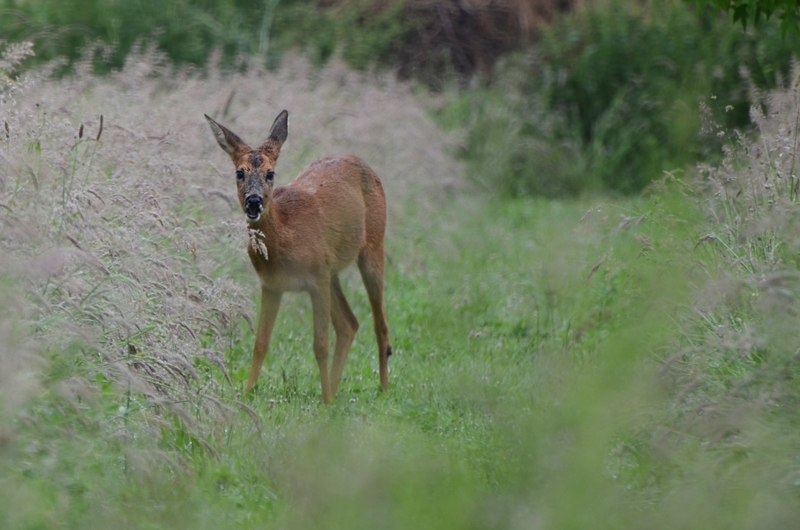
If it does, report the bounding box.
[205,114,249,160]
[261,110,288,159]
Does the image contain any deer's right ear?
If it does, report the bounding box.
[205,114,248,159]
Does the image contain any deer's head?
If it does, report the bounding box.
[205,111,288,223]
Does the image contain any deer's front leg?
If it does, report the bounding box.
[246,287,282,393]
[310,280,333,404]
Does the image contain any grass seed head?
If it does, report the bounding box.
[0,46,464,433]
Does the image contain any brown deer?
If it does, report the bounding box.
[205,110,391,404]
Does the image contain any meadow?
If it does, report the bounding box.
[2,41,800,529]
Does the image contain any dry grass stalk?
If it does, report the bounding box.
[665,66,800,447]
[0,45,465,434]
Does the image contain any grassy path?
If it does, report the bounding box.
[2,193,726,529]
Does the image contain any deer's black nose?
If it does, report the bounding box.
[245,195,263,219]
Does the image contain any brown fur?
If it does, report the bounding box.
[205,111,391,404]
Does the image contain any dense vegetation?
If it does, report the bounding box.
[438,1,799,195]
[0,0,552,77]
[691,0,800,34]
[2,0,798,195]
[2,0,800,527]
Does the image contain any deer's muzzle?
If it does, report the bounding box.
[245,195,263,221]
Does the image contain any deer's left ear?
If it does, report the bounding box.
[261,110,288,159]
[205,114,250,161]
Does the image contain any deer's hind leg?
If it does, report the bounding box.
[310,278,334,404]
[329,274,359,397]
[357,248,391,392]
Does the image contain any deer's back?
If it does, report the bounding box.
[272,155,385,275]
[290,155,380,195]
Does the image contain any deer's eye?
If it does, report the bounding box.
[266,170,275,181]
[236,169,245,181]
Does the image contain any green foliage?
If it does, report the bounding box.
[1,0,250,68]
[6,190,800,528]
[440,0,798,196]
[690,0,800,35]
[0,0,411,71]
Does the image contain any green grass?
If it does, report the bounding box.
[8,190,781,529]
[4,31,800,527]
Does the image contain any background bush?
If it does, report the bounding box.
[440,0,799,196]
[0,0,566,76]
[0,0,410,71]
[2,0,797,196]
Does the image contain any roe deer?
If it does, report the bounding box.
[205,110,391,404]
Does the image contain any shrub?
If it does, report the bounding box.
[0,0,574,82]
[0,0,255,69]
[441,0,799,196]
[0,0,443,75]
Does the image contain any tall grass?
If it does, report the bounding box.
[0,43,460,432]
[2,41,800,529]
[669,66,800,447]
